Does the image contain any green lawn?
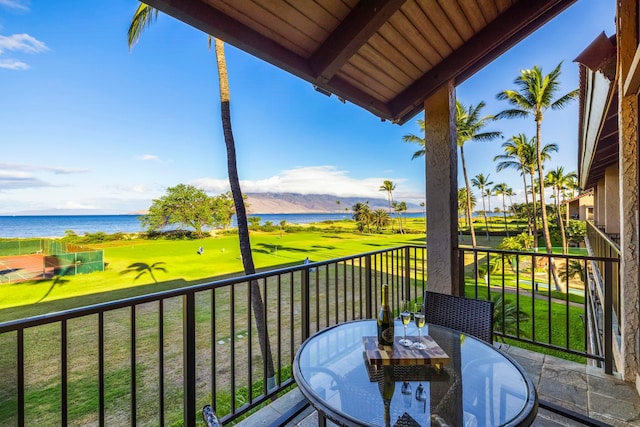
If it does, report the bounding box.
[0,226,425,321]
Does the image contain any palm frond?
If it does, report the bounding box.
[128,4,158,49]
[494,108,529,120]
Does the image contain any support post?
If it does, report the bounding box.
[617,0,640,382]
[424,81,458,295]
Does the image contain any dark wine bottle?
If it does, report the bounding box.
[377,284,394,347]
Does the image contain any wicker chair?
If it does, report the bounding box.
[202,405,221,427]
[422,291,494,344]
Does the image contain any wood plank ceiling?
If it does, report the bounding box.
[144,0,576,125]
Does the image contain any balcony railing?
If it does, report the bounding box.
[0,244,618,426]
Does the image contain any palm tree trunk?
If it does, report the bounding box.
[535,122,562,291]
[215,39,275,383]
[502,194,508,236]
[536,124,553,253]
[460,146,477,247]
[529,170,539,249]
[481,186,489,241]
[521,171,533,236]
[556,187,567,253]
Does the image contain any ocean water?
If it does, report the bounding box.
[0,213,426,239]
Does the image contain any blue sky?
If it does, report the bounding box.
[0,0,616,215]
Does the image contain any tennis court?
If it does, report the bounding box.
[0,254,52,283]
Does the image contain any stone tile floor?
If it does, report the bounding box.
[235,344,640,426]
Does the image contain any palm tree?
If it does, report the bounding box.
[371,209,391,233]
[394,201,407,233]
[457,188,477,231]
[379,180,396,232]
[471,173,494,241]
[495,134,557,248]
[545,166,577,253]
[352,202,373,233]
[493,183,510,236]
[505,186,516,219]
[402,119,426,159]
[127,4,277,385]
[456,100,502,247]
[496,62,578,257]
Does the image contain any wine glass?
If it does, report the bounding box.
[401,381,412,408]
[412,304,426,350]
[399,301,413,347]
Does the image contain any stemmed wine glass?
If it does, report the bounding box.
[401,381,412,408]
[399,301,413,347]
[412,303,427,350]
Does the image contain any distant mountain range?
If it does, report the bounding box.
[2,193,422,216]
[245,193,422,214]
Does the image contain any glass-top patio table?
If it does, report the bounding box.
[293,319,537,427]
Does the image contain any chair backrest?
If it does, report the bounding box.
[423,291,494,344]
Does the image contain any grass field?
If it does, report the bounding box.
[0,221,426,321]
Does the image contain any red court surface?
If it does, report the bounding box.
[0,254,52,283]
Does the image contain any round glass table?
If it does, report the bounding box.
[293,319,537,427]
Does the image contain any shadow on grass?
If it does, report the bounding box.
[36,275,70,303]
[0,260,306,323]
[255,243,312,253]
[119,262,168,283]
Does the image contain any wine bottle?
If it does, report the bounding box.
[377,284,394,346]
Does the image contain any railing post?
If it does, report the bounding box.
[604,261,613,375]
[404,246,411,302]
[301,268,310,341]
[457,249,465,296]
[365,255,372,319]
[183,292,196,427]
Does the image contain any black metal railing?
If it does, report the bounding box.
[0,246,425,427]
[0,244,619,426]
[456,245,618,373]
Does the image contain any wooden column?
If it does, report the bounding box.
[424,81,459,295]
[617,0,640,382]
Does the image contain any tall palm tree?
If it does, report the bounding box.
[457,187,477,229]
[128,4,276,385]
[379,180,396,232]
[545,166,577,253]
[493,183,510,236]
[456,100,502,247]
[496,62,578,257]
[495,135,557,248]
[471,173,494,241]
[495,134,533,236]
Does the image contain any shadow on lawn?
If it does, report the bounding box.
[120,262,168,283]
[0,258,310,323]
[254,243,313,254]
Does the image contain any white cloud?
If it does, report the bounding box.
[0,0,29,12]
[55,201,99,210]
[0,33,48,54]
[0,33,48,70]
[0,58,28,69]
[138,154,161,162]
[0,163,87,174]
[192,165,421,202]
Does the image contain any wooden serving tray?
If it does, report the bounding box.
[362,336,449,367]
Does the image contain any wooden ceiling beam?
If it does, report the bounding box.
[309,0,407,83]
[142,0,313,80]
[389,0,577,124]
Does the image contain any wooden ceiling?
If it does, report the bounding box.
[144,0,576,124]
